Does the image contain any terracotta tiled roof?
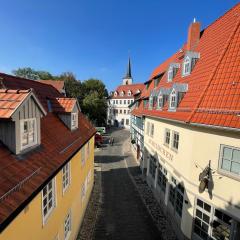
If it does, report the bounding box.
[0,74,96,231]
[37,80,65,94]
[0,73,63,111]
[51,98,78,113]
[111,83,145,99]
[132,3,240,130]
[0,89,31,118]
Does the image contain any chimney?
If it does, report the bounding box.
[187,18,201,51]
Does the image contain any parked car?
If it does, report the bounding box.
[95,133,103,147]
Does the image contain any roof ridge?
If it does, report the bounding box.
[186,16,240,123]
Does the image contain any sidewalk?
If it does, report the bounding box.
[122,138,178,240]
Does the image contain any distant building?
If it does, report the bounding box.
[37,79,66,96]
[107,58,144,129]
[131,3,240,240]
[0,73,95,240]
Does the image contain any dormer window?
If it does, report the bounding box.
[128,90,132,96]
[167,64,180,82]
[71,112,78,129]
[183,56,191,76]
[114,91,118,96]
[120,91,124,96]
[20,118,37,150]
[169,89,177,110]
[182,51,200,77]
[149,96,153,109]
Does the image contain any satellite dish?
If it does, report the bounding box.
[199,178,208,193]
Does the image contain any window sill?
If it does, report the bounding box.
[163,143,169,148]
[217,168,240,181]
[62,184,70,196]
[171,147,178,153]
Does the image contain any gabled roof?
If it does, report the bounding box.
[0,89,46,119]
[37,80,65,94]
[0,73,96,231]
[132,3,240,131]
[51,97,80,113]
[111,83,145,99]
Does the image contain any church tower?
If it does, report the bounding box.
[122,58,133,85]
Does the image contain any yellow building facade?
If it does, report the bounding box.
[0,136,94,240]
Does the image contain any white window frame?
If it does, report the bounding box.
[71,112,78,129]
[172,131,179,151]
[62,162,71,194]
[169,89,177,110]
[150,123,154,138]
[64,210,72,240]
[164,128,171,146]
[114,91,118,96]
[20,118,37,151]
[218,145,240,179]
[158,95,163,109]
[42,178,56,225]
[182,56,191,76]
[128,90,132,96]
[120,91,124,96]
[168,66,174,82]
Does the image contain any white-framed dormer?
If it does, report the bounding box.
[169,88,177,111]
[182,51,200,77]
[128,90,132,96]
[20,118,38,151]
[167,63,180,82]
[182,56,191,76]
[120,91,125,96]
[158,95,164,109]
[114,91,118,97]
[71,112,78,130]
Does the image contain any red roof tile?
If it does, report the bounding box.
[111,83,145,99]
[37,80,65,94]
[132,3,240,130]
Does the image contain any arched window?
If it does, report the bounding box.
[114,91,118,96]
[120,91,124,96]
[170,89,177,109]
[183,56,191,76]
[168,66,174,82]
[128,90,132,96]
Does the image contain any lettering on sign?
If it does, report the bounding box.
[148,139,173,161]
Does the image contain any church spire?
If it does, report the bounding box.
[122,57,133,85]
[125,57,132,79]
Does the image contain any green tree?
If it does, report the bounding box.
[12,67,54,80]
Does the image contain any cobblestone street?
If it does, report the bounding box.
[79,128,176,240]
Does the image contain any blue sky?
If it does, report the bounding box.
[0,0,238,91]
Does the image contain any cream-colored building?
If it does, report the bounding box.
[131,3,240,239]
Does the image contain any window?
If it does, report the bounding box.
[150,123,154,137]
[154,78,160,88]
[20,118,37,150]
[168,66,174,82]
[183,56,191,76]
[128,90,132,96]
[169,90,177,110]
[116,100,118,104]
[149,156,157,178]
[128,100,130,104]
[64,211,71,240]
[124,110,126,114]
[114,91,117,96]
[81,145,85,166]
[149,97,153,109]
[121,119,124,125]
[169,177,184,218]
[164,129,171,145]
[42,178,56,223]
[113,100,115,104]
[62,162,70,193]
[219,145,240,177]
[120,109,122,114]
[131,100,134,103]
[71,112,78,129]
[158,95,163,108]
[157,165,167,194]
[120,100,122,104]
[143,99,148,109]
[146,122,150,135]
[120,91,124,96]
[128,110,130,114]
[124,100,126,105]
[126,119,129,125]
[172,131,179,150]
